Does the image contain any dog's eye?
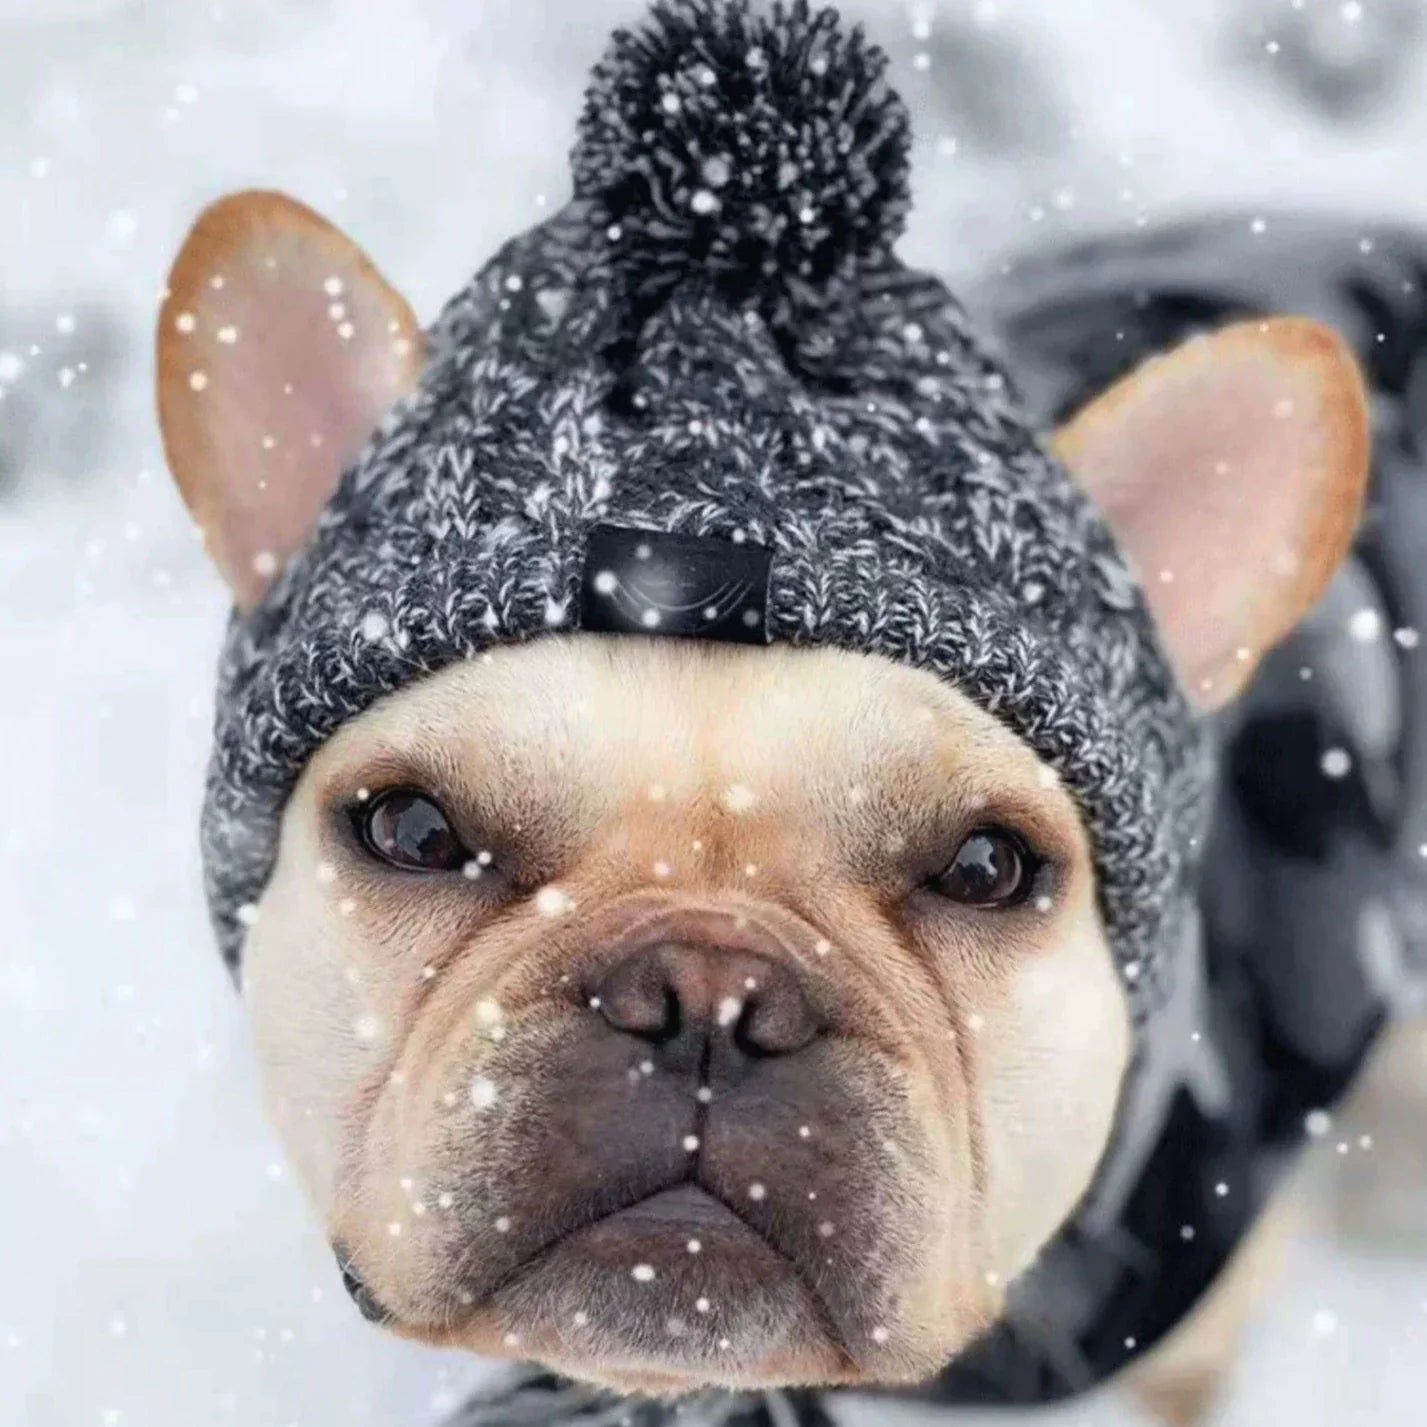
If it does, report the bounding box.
[932,829,1034,908]
[359,790,468,871]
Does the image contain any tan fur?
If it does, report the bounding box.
[1327,1015,1427,1248]
[1126,1016,1427,1425]
[242,638,1129,1393]
[1127,1196,1299,1426]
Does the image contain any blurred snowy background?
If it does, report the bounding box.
[3,1,1427,1424]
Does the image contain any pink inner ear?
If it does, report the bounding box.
[1055,319,1369,707]
[157,192,423,608]
[1094,359,1318,645]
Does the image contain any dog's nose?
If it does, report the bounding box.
[592,942,819,1063]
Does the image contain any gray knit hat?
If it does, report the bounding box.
[202,0,1211,1019]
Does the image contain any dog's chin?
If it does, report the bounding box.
[466,1185,869,1394]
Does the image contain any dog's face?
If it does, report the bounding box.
[157,193,1368,1392]
[243,637,1125,1389]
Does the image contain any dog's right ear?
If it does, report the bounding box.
[156,191,423,609]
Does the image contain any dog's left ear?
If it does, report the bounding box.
[1054,317,1370,709]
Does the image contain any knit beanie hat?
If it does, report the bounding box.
[202,0,1211,1022]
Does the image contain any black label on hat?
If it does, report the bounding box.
[579,524,772,646]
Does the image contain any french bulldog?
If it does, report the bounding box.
[153,4,1387,1424]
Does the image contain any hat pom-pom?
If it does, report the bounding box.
[573,0,911,310]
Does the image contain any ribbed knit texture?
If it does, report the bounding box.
[200,0,1211,1020]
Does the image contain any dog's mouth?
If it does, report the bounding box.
[476,1182,858,1388]
[336,1250,394,1326]
[340,1182,861,1388]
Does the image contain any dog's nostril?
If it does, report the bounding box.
[591,949,683,1041]
[661,982,682,1041]
[732,992,807,1059]
[591,942,818,1057]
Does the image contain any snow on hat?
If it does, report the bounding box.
[201,0,1211,1022]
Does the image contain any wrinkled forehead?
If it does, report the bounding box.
[301,636,1085,853]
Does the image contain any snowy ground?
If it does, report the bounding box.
[3,2,1426,1425]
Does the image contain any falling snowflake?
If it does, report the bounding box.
[534,885,574,916]
[1348,607,1382,641]
[1320,747,1352,778]
[723,783,757,813]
